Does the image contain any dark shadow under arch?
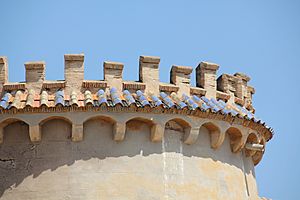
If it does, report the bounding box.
[163,118,191,153]
[39,117,72,141]
[226,127,243,153]
[0,118,30,144]
[125,117,156,142]
[0,118,29,128]
[165,118,191,133]
[201,122,222,149]
[83,116,116,141]
[39,116,72,126]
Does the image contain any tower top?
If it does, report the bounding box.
[0,53,273,165]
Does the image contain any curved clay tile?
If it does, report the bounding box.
[97,89,107,105]
[211,98,224,109]
[170,92,187,109]
[40,91,49,107]
[26,89,35,107]
[123,90,135,106]
[70,91,78,106]
[55,90,64,106]
[201,96,220,112]
[0,93,11,109]
[84,90,93,105]
[160,92,175,108]
[136,90,150,107]
[182,94,198,110]
[192,95,209,111]
[150,94,162,107]
[10,90,23,109]
[110,87,122,106]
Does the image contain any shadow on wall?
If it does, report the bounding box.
[0,118,253,196]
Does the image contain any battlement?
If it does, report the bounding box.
[0,54,255,109]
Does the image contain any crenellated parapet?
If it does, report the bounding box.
[0,54,273,165]
[217,72,255,111]
[0,54,257,108]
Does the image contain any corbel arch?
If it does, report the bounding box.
[39,116,73,126]
[200,122,223,149]
[0,118,30,144]
[82,115,116,125]
[165,117,192,144]
[125,117,163,142]
[226,127,245,153]
[0,117,30,127]
[82,115,116,141]
[39,116,73,141]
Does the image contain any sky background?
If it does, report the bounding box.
[0,0,299,199]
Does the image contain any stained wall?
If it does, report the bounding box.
[0,117,258,200]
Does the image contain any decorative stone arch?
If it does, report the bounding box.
[39,116,73,142]
[0,118,30,144]
[83,115,116,125]
[82,115,116,125]
[126,116,154,124]
[245,132,260,157]
[39,116,73,126]
[0,117,30,127]
[83,115,117,141]
[200,122,223,149]
[125,117,163,142]
[226,127,244,153]
[164,118,194,144]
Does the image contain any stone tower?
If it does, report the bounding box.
[0,54,273,200]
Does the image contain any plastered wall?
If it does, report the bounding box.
[0,118,258,200]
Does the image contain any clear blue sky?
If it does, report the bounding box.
[1,1,299,199]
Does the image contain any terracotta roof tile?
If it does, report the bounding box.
[0,88,266,132]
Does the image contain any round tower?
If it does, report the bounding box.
[0,54,272,200]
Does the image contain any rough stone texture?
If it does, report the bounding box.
[24,62,45,93]
[103,61,124,92]
[64,54,84,94]
[234,73,250,99]
[139,56,160,96]
[196,62,219,99]
[170,65,193,97]
[217,73,254,107]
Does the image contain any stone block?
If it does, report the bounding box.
[139,55,160,95]
[103,61,124,91]
[170,65,193,96]
[196,62,219,98]
[29,124,41,142]
[64,54,84,94]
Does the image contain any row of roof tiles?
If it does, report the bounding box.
[0,88,266,126]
